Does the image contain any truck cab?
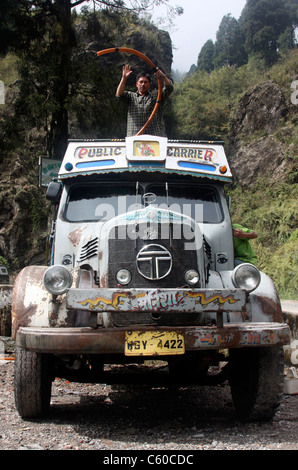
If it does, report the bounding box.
[12,135,290,420]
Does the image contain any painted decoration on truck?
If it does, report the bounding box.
[133,141,160,157]
[74,289,243,312]
[74,146,125,159]
[58,138,233,182]
[167,147,218,163]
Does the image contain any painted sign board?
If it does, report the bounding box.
[59,136,232,182]
[39,157,61,187]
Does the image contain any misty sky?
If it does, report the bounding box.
[153,0,247,72]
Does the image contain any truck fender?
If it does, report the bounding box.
[249,272,282,322]
[11,266,50,339]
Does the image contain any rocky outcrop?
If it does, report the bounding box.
[0,177,49,272]
[231,81,286,136]
[0,127,50,274]
[229,81,296,186]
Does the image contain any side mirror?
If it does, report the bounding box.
[46,181,62,203]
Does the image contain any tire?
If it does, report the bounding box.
[228,346,284,421]
[14,346,53,418]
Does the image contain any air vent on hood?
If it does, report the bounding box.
[203,236,212,262]
[79,237,98,262]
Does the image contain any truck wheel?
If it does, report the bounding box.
[228,346,284,421]
[14,346,53,418]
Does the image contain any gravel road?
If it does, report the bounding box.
[0,358,297,452]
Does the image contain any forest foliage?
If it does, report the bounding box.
[170,49,298,142]
[0,0,297,297]
[197,0,298,71]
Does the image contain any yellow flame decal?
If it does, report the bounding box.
[184,291,238,306]
[78,293,126,310]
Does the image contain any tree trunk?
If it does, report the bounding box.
[48,0,74,160]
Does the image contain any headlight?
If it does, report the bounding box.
[232,263,261,292]
[116,269,131,285]
[43,265,73,295]
[184,269,200,286]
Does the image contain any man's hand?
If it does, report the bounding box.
[154,67,172,85]
[122,64,132,79]
[116,64,132,97]
[233,228,258,240]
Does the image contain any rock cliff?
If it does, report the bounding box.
[229,81,297,186]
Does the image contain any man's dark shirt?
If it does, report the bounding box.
[117,84,174,136]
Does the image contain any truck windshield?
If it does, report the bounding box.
[147,184,223,224]
[65,183,223,223]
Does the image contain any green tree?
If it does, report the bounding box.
[197,39,214,73]
[284,0,298,28]
[240,0,294,66]
[278,26,296,53]
[214,14,247,68]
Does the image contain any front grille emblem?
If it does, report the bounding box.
[136,244,172,280]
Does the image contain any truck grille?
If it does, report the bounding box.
[106,219,204,326]
[108,222,199,288]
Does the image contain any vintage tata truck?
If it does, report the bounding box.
[12,135,290,420]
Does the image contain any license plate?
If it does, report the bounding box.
[125,330,185,356]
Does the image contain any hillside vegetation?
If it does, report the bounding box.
[0,2,297,298]
[170,50,298,142]
[228,178,297,299]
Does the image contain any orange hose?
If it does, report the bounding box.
[97,47,163,135]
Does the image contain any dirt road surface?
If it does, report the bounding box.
[0,358,297,452]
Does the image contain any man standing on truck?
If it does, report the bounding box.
[116,64,173,137]
[233,223,258,266]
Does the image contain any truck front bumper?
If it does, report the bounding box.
[16,322,290,355]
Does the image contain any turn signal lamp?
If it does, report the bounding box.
[184,269,200,286]
[116,269,132,286]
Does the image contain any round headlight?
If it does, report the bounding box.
[184,269,200,286]
[116,269,131,286]
[43,265,73,295]
[232,263,261,292]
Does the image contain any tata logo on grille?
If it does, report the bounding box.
[136,244,172,280]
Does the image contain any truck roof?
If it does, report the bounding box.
[58,135,233,183]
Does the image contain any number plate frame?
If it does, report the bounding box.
[125,330,185,356]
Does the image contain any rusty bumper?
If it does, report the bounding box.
[16,322,290,355]
[66,288,247,312]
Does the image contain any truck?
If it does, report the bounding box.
[12,135,290,420]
